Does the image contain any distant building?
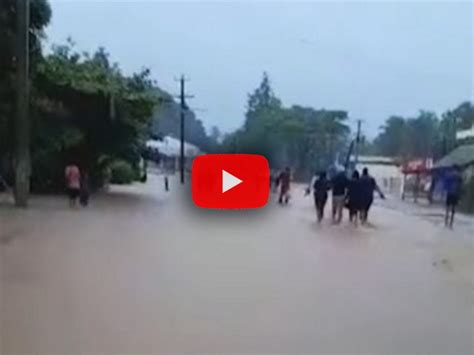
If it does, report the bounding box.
[456,125,474,140]
[350,155,403,195]
[145,136,201,172]
[433,144,474,171]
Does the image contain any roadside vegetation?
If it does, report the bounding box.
[1,0,472,211]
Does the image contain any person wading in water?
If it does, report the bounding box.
[443,165,463,228]
[307,171,331,223]
[347,170,363,227]
[331,169,349,224]
[277,167,291,205]
[359,167,385,225]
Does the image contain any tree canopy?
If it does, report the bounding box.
[29,41,159,190]
[1,0,52,165]
[150,89,213,151]
[372,102,473,161]
[0,0,160,191]
[221,73,350,178]
[1,0,471,193]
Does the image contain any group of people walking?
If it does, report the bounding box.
[308,167,385,225]
[274,164,465,229]
[311,168,385,225]
[274,166,385,226]
[65,162,90,208]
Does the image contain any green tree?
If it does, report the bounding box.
[30,41,158,191]
[358,136,378,156]
[451,101,474,130]
[439,101,474,152]
[407,111,439,158]
[0,0,52,176]
[373,111,441,159]
[210,126,221,143]
[150,89,213,150]
[282,106,349,175]
[222,72,284,163]
[373,116,408,157]
[245,72,281,130]
[221,73,350,178]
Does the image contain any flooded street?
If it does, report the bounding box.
[1,175,473,354]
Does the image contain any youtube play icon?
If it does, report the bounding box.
[192,154,270,209]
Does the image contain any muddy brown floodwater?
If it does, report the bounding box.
[1,174,473,354]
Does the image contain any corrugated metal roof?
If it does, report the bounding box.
[456,126,474,140]
[146,136,201,158]
[433,145,474,169]
[350,155,398,166]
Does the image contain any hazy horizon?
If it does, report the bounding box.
[46,0,473,137]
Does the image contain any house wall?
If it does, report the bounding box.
[355,163,403,195]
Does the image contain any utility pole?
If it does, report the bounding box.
[14,0,30,207]
[354,119,362,167]
[179,75,185,184]
[175,75,193,184]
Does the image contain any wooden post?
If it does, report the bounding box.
[14,0,30,207]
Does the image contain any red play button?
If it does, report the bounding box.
[192,154,270,209]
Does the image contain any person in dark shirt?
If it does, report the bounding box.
[310,171,331,222]
[444,165,463,228]
[359,167,385,224]
[331,170,348,224]
[277,167,291,205]
[347,170,363,226]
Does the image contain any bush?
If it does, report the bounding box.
[109,160,137,184]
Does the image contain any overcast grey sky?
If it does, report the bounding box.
[47,0,473,136]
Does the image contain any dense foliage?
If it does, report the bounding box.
[0,0,52,174]
[150,89,216,151]
[0,0,159,191]
[109,159,137,185]
[371,102,473,161]
[221,73,350,179]
[369,101,473,213]
[28,41,158,190]
[1,0,472,205]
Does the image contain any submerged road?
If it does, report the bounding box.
[1,175,473,354]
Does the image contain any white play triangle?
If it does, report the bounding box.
[222,170,243,193]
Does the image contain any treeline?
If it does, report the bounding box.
[220,73,350,179]
[1,0,157,191]
[151,89,217,151]
[30,41,159,190]
[2,1,471,194]
[1,0,215,192]
[364,102,473,160]
[218,72,472,178]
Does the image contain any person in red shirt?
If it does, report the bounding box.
[65,162,81,207]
